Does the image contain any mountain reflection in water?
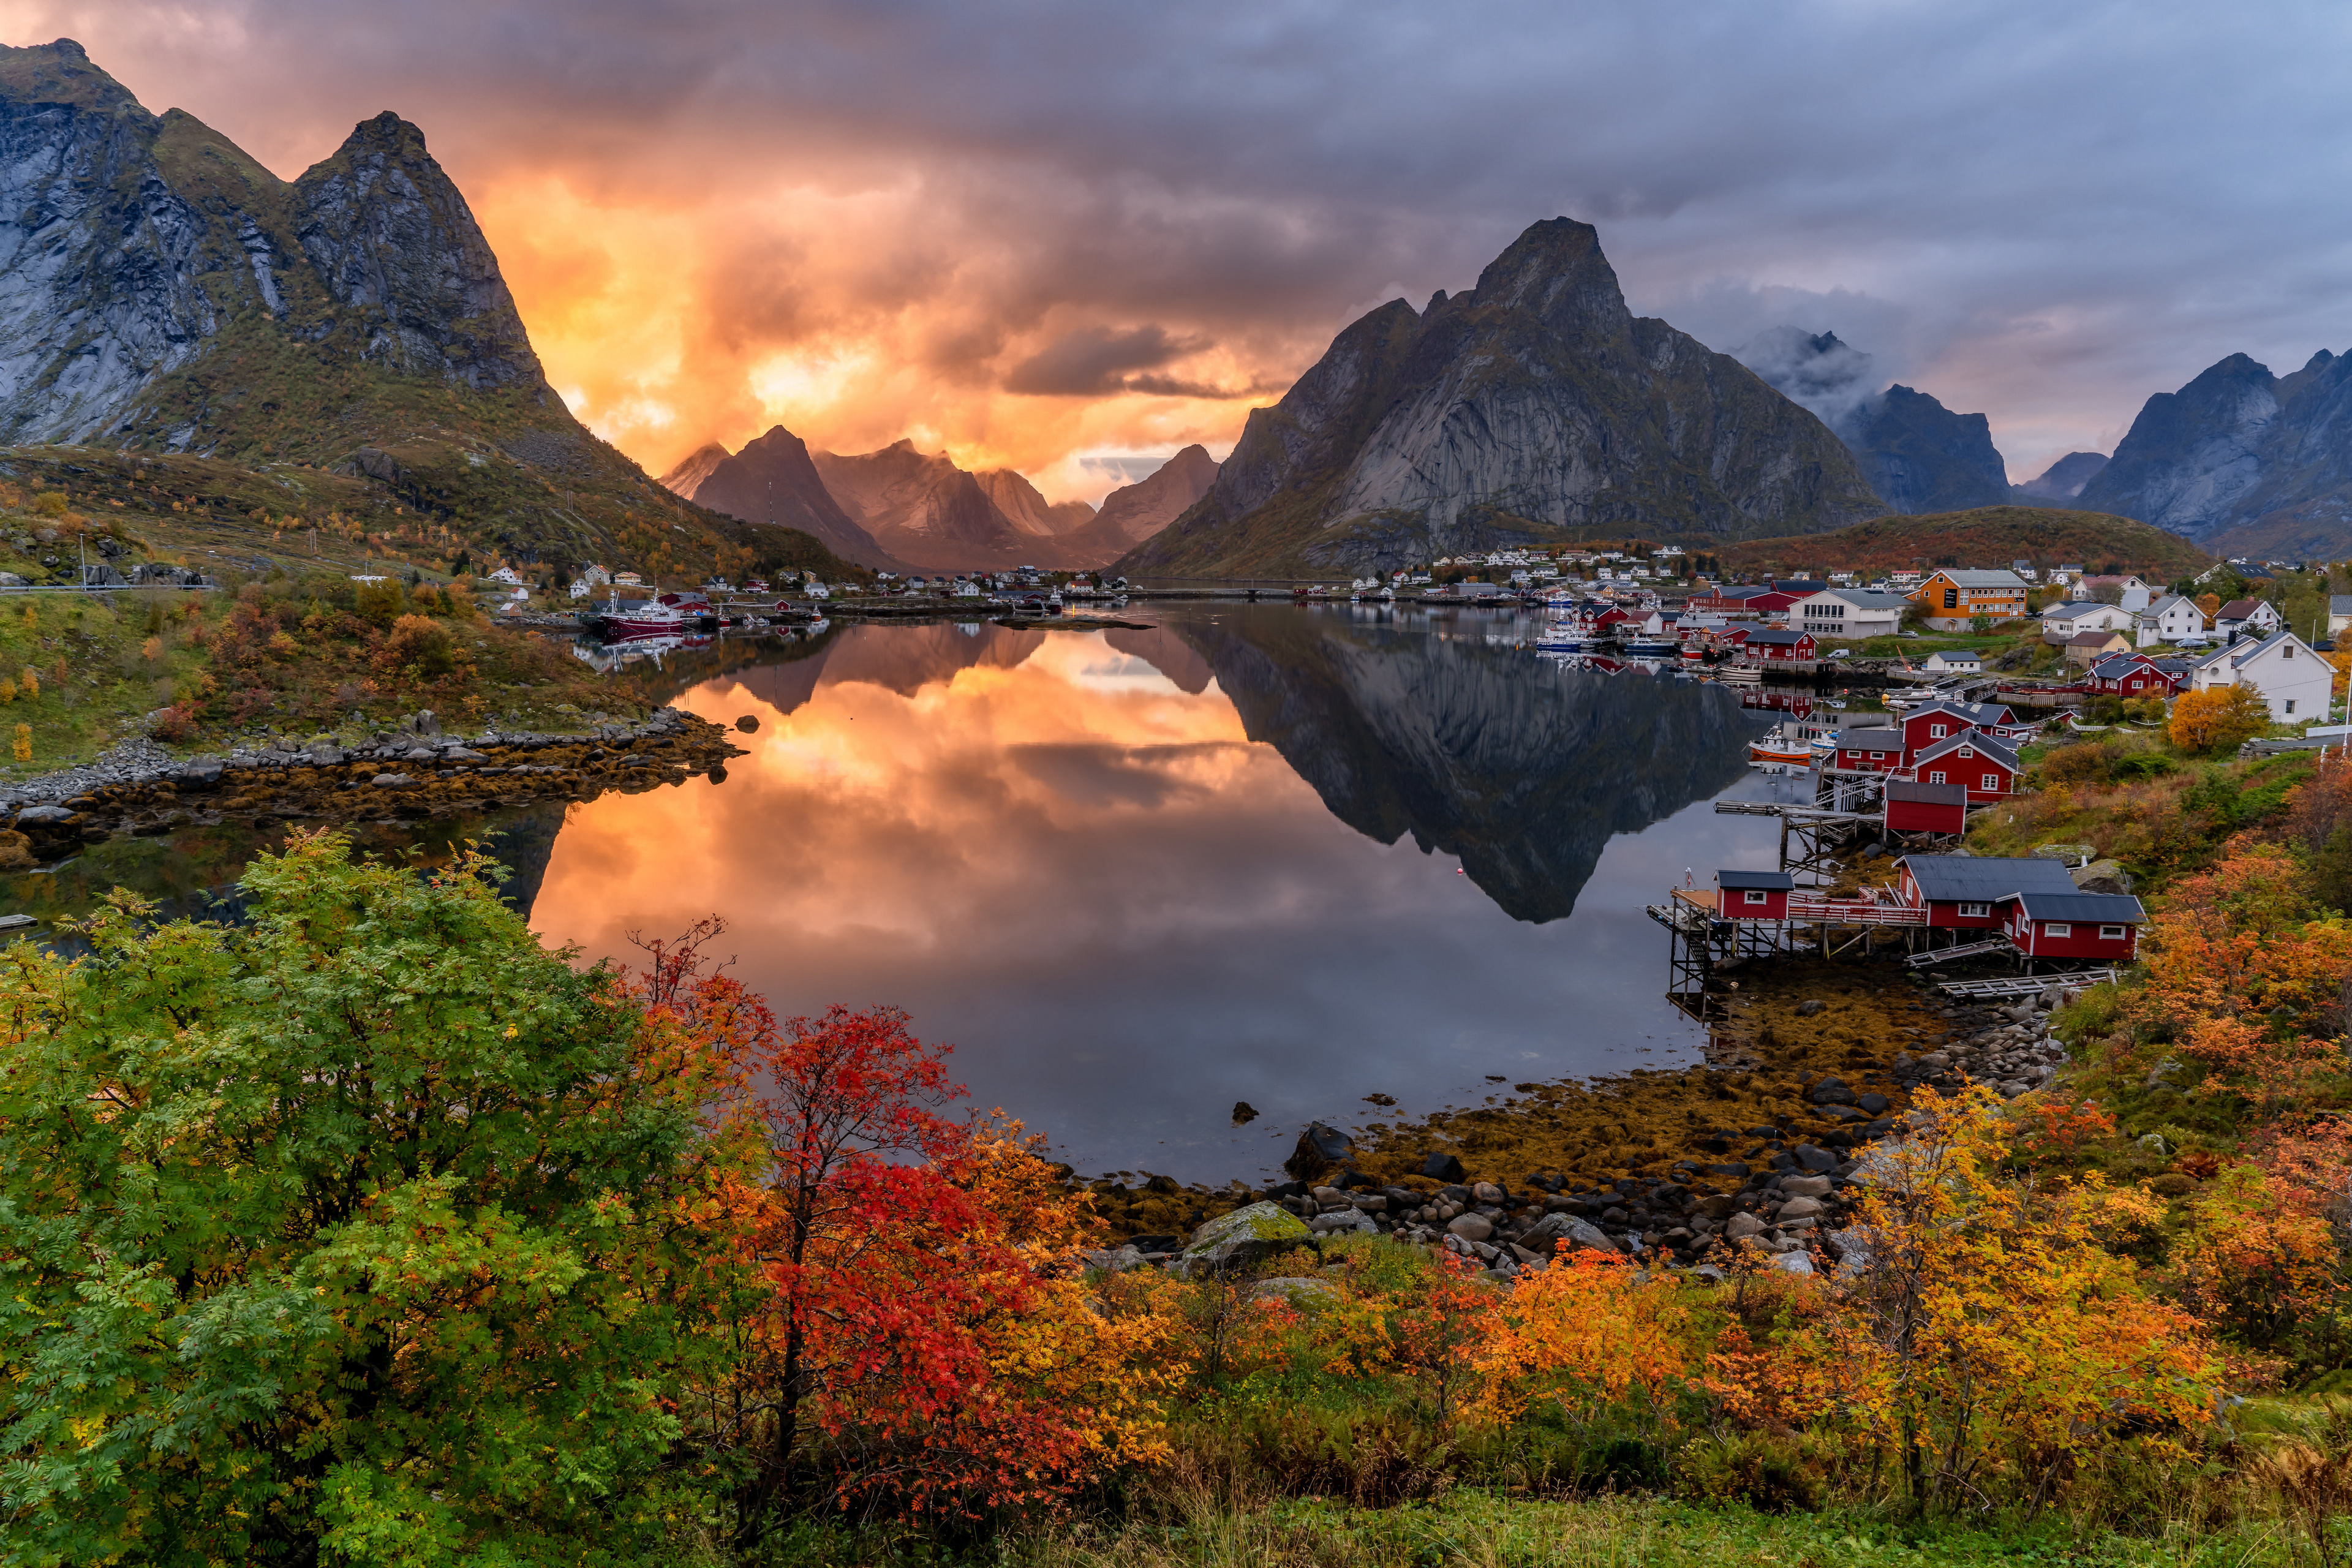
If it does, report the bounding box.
[526,606,1784,1181]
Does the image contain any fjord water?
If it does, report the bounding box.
[519,606,1790,1183]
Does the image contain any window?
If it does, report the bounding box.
[1958,901,1990,917]
[2100,924,2127,939]
[2286,699,2298,715]
[1931,723,1948,737]
[1929,770,1948,785]
[2284,644,2296,658]
[1871,750,1887,761]
[1982,773,2000,791]
[2044,922,2072,937]
[1943,589,1958,609]
[1742,889,1768,905]
[1958,745,1974,758]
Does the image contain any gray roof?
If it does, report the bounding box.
[1910,699,2016,726]
[1717,869,1794,891]
[2331,595,2352,615]
[1898,854,2079,902]
[2089,652,2158,676]
[1931,570,2029,588]
[2004,890,2149,923]
[1811,589,1912,610]
[1747,627,1814,644]
[1913,730,2020,770]
[2067,628,2126,646]
[1837,728,1904,748]
[2041,600,2111,618]
[2144,594,2199,616]
[1887,779,1967,805]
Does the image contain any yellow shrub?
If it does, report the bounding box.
[13,724,28,763]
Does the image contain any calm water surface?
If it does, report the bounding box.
[17,605,1809,1183]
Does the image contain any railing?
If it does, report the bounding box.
[1784,895,1926,925]
[1904,937,2016,968]
[1939,969,2117,999]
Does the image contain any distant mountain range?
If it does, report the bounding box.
[664,430,1213,573]
[2017,451,2108,501]
[1120,219,1884,578]
[1733,330,2013,515]
[2075,349,2352,558]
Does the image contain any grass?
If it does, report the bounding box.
[1716,506,2215,582]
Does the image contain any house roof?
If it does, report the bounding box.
[2067,628,2127,647]
[2217,599,2265,619]
[2041,600,2112,619]
[1836,727,1905,749]
[1898,854,2080,902]
[2144,594,2199,617]
[2331,595,2352,616]
[1717,869,1795,891]
[1923,650,1981,665]
[1772,579,1830,593]
[2196,629,2309,671]
[2089,652,2158,678]
[1912,730,2021,771]
[1746,627,1814,646]
[2000,889,2149,924]
[1909,699,2017,726]
[1887,780,1968,806]
[1807,589,1911,611]
[1927,570,2030,589]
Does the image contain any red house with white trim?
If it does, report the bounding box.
[1898,700,2027,758]
[1717,868,1793,919]
[1832,726,1905,772]
[1745,627,1817,661]
[2088,652,2184,697]
[1996,889,2146,962]
[1895,854,2081,931]
[1907,731,2021,801]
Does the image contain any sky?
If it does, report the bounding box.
[7,0,2350,502]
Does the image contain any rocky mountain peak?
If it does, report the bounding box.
[1464,217,1630,344]
[0,39,145,116]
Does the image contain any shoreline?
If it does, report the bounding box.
[0,706,745,869]
[1081,955,2082,1276]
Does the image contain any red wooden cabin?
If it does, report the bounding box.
[1831,726,1905,772]
[1884,778,1968,835]
[1894,853,2080,931]
[1716,868,1793,919]
[1996,889,2146,962]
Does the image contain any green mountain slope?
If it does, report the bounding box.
[1716,505,2213,579]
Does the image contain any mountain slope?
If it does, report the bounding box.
[1050,445,1219,565]
[1735,330,2011,514]
[973,468,1095,536]
[1122,221,1883,577]
[675,425,897,570]
[2017,451,2109,502]
[658,442,731,500]
[0,38,854,586]
[1716,505,2212,580]
[2076,349,2352,556]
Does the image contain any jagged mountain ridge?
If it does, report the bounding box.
[2075,349,2352,557]
[0,39,856,582]
[670,425,899,570]
[1054,444,1219,564]
[973,468,1096,537]
[1120,219,1884,578]
[1734,328,2012,515]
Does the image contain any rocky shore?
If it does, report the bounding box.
[0,707,745,868]
[1084,967,2085,1284]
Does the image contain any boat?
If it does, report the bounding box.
[1747,714,1843,772]
[1619,635,1679,657]
[1045,590,1065,614]
[588,592,711,639]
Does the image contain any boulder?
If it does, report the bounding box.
[1172,1201,1312,1278]
[1793,1145,1839,1174]
[1420,1151,1466,1183]
[1471,1182,1505,1204]
[1284,1121,1354,1182]
[14,805,72,825]
[1081,1245,1148,1273]
[1772,1251,1816,1275]
[1446,1213,1494,1243]
[371,774,417,790]
[1779,1175,1833,1198]
[1724,1213,1765,1242]
[1310,1210,1376,1237]
[1796,999,1826,1017]
[2071,859,2133,895]
[1776,1196,1826,1222]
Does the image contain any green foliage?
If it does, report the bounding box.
[0,834,726,1566]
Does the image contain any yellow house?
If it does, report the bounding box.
[1909,569,2031,631]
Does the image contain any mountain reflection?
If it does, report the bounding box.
[1140,610,1754,921]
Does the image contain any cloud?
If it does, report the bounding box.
[1003,324,1203,396]
[13,0,2352,492]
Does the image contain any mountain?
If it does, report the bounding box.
[669,425,897,570]
[2016,451,2109,502]
[972,469,1096,535]
[0,39,854,584]
[2075,349,2352,557]
[1050,445,1220,567]
[1715,505,2212,580]
[1734,328,2011,514]
[1120,220,1883,578]
[658,442,732,500]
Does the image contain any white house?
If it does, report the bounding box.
[2188,631,2332,722]
[2136,595,2209,647]
[2040,600,2135,644]
[2215,598,2283,641]
[2329,595,2352,639]
[1795,587,1909,639]
[1923,650,1983,673]
[488,566,524,586]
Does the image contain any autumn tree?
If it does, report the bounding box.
[2169,684,2272,753]
[0,832,734,1566]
